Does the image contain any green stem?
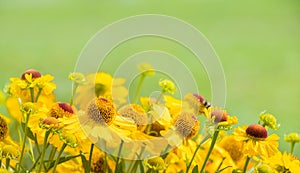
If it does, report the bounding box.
[6,158,10,170]
[114,140,124,173]
[30,87,35,102]
[156,90,165,104]
[70,83,78,106]
[133,74,145,103]
[199,130,220,173]
[17,112,31,173]
[47,146,57,168]
[52,143,67,173]
[88,143,94,171]
[186,134,211,172]
[37,130,50,173]
[35,88,43,102]
[290,142,295,154]
[243,156,250,173]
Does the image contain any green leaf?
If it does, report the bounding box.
[46,154,81,171]
[21,122,35,140]
[192,165,199,173]
[139,160,145,173]
[80,152,90,173]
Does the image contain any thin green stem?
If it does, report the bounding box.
[186,135,211,172]
[199,130,220,173]
[52,143,67,173]
[17,112,31,173]
[114,140,124,173]
[6,158,10,170]
[290,142,295,154]
[37,130,50,173]
[35,88,43,102]
[88,143,94,172]
[30,88,35,102]
[243,156,250,173]
[155,90,165,104]
[133,75,145,103]
[70,83,78,106]
[47,146,57,168]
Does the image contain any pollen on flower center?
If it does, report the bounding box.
[246,124,268,139]
[118,104,148,131]
[0,115,8,141]
[21,69,41,80]
[87,97,116,126]
[174,112,199,138]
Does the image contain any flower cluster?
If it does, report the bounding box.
[0,67,299,173]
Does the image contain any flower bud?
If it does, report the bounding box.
[211,109,228,122]
[49,102,74,118]
[144,157,165,170]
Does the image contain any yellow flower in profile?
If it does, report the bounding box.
[144,156,166,171]
[159,79,176,94]
[259,112,280,130]
[233,125,279,158]
[263,151,300,173]
[74,72,128,109]
[284,132,300,143]
[138,63,155,76]
[219,135,245,165]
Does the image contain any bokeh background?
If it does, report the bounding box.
[1,0,299,157]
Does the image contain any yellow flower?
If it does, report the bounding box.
[159,79,176,94]
[74,72,128,110]
[68,72,86,85]
[118,104,148,131]
[263,151,300,173]
[233,125,279,158]
[219,135,245,165]
[138,63,155,76]
[259,112,280,130]
[48,157,83,173]
[144,157,166,171]
[49,102,74,118]
[163,95,182,117]
[284,132,300,143]
[174,112,200,139]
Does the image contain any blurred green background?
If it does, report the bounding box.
[0,0,299,156]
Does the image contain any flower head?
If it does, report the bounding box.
[138,63,155,76]
[21,69,41,80]
[255,164,273,173]
[68,72,86,85]
[284,133,300,143]
[259,112,280,130]
[49,102,74,118]
[86,97,116,126]
[0,144,20,159]
[60,133,78,148]
[118,104,148,131]
[74,72,128,109]
[144,157,166,171]
[39,117,60,132]
[246,124,268,139]
[159,79,176,94]
[174,112,199,139]
[234,125,279,157]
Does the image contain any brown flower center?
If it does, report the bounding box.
[246,124,267,139]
